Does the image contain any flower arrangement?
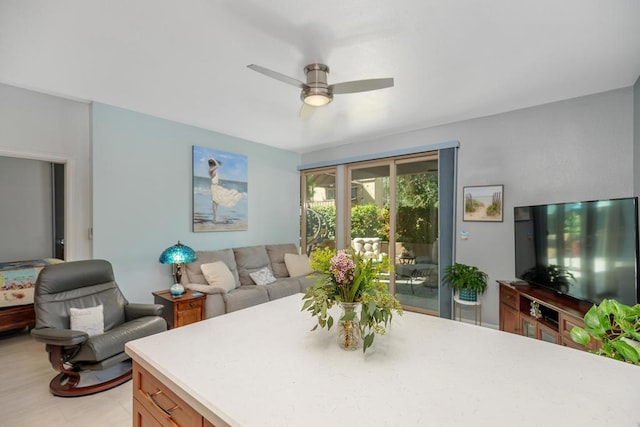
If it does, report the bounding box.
[301,247,403,353]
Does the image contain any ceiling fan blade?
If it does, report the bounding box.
[299,103,317,120]
[330,78,394,94]
[247,64,306,88]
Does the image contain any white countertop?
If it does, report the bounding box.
[125,294,640,427]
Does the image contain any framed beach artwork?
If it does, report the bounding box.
[463,185,504,222]
[192,146,248,232]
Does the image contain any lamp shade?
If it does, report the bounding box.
[159,241,197,264]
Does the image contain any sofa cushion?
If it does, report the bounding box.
[184,249,240,288]
[200,261,236,292]
[298,272,324,293]
[263,278,302,300]
[284,253,313,278]
[233,245,272,286]
[249,267,277,286]
[224,285,269,313]
[265,243,299,278]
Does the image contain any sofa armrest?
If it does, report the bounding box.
[31,327,88,346]
[125,303,164,320]
[185,283,227,295]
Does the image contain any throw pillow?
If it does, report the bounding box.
[284,253,313,277]
[70,305,104,337]
[200,261,236,292]
[249,267,277,286]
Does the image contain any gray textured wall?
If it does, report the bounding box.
[302,87,635,327]
[0,157,52,261]
[0,83,91,261]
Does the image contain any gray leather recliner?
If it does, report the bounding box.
[30,259,167,397]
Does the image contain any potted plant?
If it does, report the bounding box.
[521,264,574,293]
[301,247,403,353]
[570,299,640,365]
[442,262,488,302]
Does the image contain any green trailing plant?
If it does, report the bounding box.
[441,263,488,294]
[570,299,640,365]
[301,247,403,353]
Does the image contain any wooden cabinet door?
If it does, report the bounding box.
[537,322,560,344]
[134,362,203,427]
[133,397,165,427]
[500,303,520,334]
[521,317,537,338]
[176,299,204,327]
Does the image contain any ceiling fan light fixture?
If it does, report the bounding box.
[303,93,332,107]
[248,62,393,114]
[301,83,333,107]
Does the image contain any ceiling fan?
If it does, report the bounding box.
[247,63,394,117]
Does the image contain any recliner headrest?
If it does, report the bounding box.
[36,259,115,296]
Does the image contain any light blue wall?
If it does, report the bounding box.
[92,103,301,303]
[303,87,635,327]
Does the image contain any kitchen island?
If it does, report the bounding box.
[125,294,640,426]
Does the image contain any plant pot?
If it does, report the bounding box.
[459,288,477,302]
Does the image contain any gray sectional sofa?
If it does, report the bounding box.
[181,243,320,318]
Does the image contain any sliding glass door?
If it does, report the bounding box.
[301,147,456,318]
[347,155,440,315]
[300,168,337,254]
[393,156,439,313]
[348,162,390,257]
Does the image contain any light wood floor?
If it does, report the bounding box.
[0,329,131,427]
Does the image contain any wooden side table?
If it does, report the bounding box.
[153,289,206,329]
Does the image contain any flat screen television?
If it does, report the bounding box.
[514,197,639,306]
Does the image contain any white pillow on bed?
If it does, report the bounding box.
[70,305,104,336]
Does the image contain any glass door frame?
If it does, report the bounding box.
[344,159,396,265]
[300,166,338,255]
[345,153,439,315]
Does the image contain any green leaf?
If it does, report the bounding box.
[583,305,601,329]
[327,316,334,330]
[301,299,313,312]
[367,300,377,316]
[570,327,590,345]
[363,333,374,353]
[341,311,356,321]
[611,340,640,364]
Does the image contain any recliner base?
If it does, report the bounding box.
[50,361,132,397]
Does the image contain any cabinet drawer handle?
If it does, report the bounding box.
[146,390,179,417]
[190,302,195,308]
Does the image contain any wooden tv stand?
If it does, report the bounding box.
[498,280,599,351]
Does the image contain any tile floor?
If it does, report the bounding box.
[0,329,131,427]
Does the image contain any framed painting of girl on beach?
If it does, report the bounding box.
[192,146,248,232]
[463,185,503,222]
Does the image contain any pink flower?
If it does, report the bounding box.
[330,250,355,287]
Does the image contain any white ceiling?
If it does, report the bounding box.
[1,1,639,153]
